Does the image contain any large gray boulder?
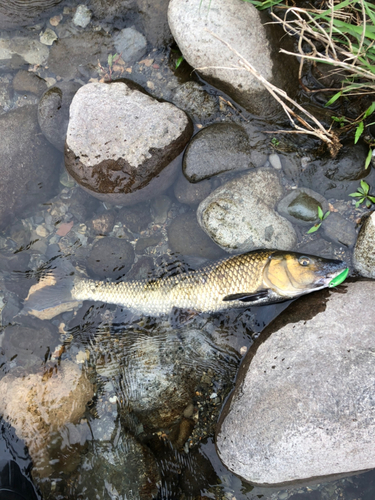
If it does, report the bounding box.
[197,169,297,253]
[168,0,296,116]
[65,81,193,205]
[216,281,375,486]
[353,212,375,278]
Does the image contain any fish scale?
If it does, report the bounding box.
[72,250,271,316]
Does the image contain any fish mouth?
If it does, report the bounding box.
[313,263,348,288]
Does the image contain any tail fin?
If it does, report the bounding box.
[22,264,82,320]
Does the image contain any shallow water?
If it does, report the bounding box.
[0,0,374,499]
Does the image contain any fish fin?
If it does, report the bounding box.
[222,290,270,303]
[22,267,81,320]
[170,307,199,329]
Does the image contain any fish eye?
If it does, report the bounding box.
[298,256,311,266]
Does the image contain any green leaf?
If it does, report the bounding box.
[369,196,375,203]
[317,205,323,220]
[364,102,375,118]
[175,55,184,69]
[307,223,321,234]
[349,192,362,197]
[355,121,364,144]
[325,92,342,107]
[360,180,370,194]
[366,199,372,208]
[365,148,373,169]
[357,187,365,195]
[322,211,330,220]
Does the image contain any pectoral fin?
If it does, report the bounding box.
[222,290,269,303]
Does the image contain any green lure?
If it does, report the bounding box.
[328,267,349,288]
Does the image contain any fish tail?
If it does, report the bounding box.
[22,264,82,320]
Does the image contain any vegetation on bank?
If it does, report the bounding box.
[243,0,375,166]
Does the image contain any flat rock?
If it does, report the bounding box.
[183,123,261,182]
[168,0,296,116]
[13,70,47,96]
[216,281,375,486]
[353,212,375,278]
[321,212,357,248]
[197,169,297,253]
[0,37,49,68]
[65,81,193,205]
[0,105,60,230]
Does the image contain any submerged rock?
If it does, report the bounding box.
[0,360,93,478]
[0,0,63,29]
[217,281,375,486]
[0,37,49,68]
[170,81,219,121]
[72,429,161,500]
[168,211,224,260]
[300,144,373,199]
[321,212,357,248]
[183,123,258,182]
[38,81,81,152]
[65,81,193,205]
[277,188,328,227]
[48,32,115,79]
[173,173,212,206]
[113,27,147,65]
[197,169,297,253]
[353,212,375,278]
[0,105,60,230]
[87,237,135,279]
[168,0,296,117]
[13,70,47,96]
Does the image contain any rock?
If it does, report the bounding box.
[72,430,160,500]
[197,169,297,254]
[0,105,60,230]
[0,0,63,29]
[12,70,47,96]
[87,212,115,235]
[168,211,224,260]
[38,82,81,152]
[40,27,58,46]
[269,152,282,170]
[217,281,375,486]
[300,144,373,199]
[65,82,193,205]
[117,203,152,233]
[170,81,219,121]
[353,212,375,278]
[88,0,135,22]
[320,212,357,248]
[0,37,49,69]
[2,320,57,370]
[137,0,172,46]
[87,237,135,278]
[277,188,328,227]
[0,360,93,478]
[48,32,115,79]
[73,5,92,27]
[135,235,162,253]
[168,0,296,116]
[173,173,212,206]
[150,194,171,223]
[183,123,259,182]
[113,27,147,65]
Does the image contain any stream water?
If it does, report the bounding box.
[0,0,374,499]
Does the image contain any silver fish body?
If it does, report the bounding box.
[24,250,347,320]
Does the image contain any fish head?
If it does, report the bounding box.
[263,251,347,298]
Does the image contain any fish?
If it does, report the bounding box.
[22,250,347,321]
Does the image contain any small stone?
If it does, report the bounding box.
[56,221,74,236]
[87,237,135,279]
[320,212,357,247]
[150,195,171,224]
[277,188,328,227]
[88,213,115,235]
[73,5,92,28]
[269,153,282,170]
[113,27,147,65]
[147,81,155,90]
[35,225,49,237]
[13,70,47,96]
[50,14,63,26]
[174,173,212,206]
[40,28,58,46]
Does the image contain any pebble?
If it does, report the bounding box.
[35,225,49,237]
[73,5,92,28]
[269,153,282,170]
[40,28,58,46]
[50,14,63,26]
